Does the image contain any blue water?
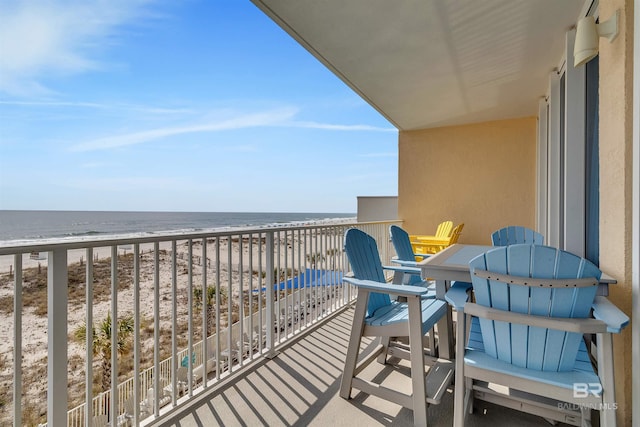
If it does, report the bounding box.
[0,210,355,242]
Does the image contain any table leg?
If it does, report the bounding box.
[392,270,404,284]
[435,279,453,359]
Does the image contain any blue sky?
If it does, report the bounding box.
[0,0,398,213]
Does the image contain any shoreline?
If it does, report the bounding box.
[0,211,357,244]
[0,216,356,275]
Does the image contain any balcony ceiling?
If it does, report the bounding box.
[252,0,587,130]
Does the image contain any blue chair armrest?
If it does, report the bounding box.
[390,258,420,268]
[451,281,472,291]
[445,281,471,310]
[383,264,422,276]
[343,277,430,297]
[592,296,629,333]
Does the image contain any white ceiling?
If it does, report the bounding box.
[252,0,587,130]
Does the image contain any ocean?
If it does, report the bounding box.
[0,210,356,243]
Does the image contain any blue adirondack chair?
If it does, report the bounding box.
[340,228,453,426]
[491,225,544,245]
[389,224,433,286]
[389,224,440,353]
[390,224,429,266]
[391,224,471,292]
[446,244,629,426]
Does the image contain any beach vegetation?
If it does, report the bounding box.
[0,353,6,411]
[193,284,229,335]
[274,267,296,282]
[306,252,325,268]
[0,293,12,315]
[21,399,43,427]
[325,248,342,269]
[73,313,135,392]
[0,253,135,318]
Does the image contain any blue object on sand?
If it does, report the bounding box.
[181,353,195,367]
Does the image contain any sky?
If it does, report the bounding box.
[0,0,398,214]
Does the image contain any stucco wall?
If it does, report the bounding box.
[356,196,398,222]
[398,117,536,244]
[598,0,634,425]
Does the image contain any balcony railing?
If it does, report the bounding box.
[0,219,400,427]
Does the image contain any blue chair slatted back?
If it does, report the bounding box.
[389,225,423,285]
[491,226,544,246]
[469,244,600,372]
[344,228,391,317]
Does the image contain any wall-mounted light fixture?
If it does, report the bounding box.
[574,10,620,67]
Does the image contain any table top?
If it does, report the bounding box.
[418,244,616,285]
[417,244,491,282]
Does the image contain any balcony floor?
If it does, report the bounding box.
[152,307,569,427]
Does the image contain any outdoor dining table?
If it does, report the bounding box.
[417,243,616,360]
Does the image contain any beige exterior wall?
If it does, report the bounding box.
[397,2,634,423]
[356,196,398,222]
[398,117,536,244]
[598,0,634,425]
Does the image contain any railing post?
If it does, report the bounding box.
[48,249,68,427]
[265,231,278,358]
[13,254,22,427]
[85,248,93,427]
[111,245,119,423]
[154,242,161,416]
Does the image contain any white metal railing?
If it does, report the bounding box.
[0,219,400,427]
[66,307,266,427]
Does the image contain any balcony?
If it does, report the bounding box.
[0,220,399,426]
[0,220,597,426]
[153,307,563,427]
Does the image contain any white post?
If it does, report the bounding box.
[134,244,141,423]
[201,239,208,386]
[265,231,278,358]
[632,0,640,417]
[13,254,22,427]
[547,70,562,248]
[153,242,160,416]
[110,246,119,423]
[85,249,93,427]
[48,249,68,427]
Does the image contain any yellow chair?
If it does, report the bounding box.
[412,223,464,256]
[409,220,453,244]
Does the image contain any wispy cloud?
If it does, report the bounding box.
[68,106,396,152]
[0,100,194,115]
[0,0,155,96]
[287,120,396,132]
[70,108,299,151]
[0,100,107,108]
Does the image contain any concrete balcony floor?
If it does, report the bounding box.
[152,307,567,427]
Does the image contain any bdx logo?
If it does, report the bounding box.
[573,383,602,398]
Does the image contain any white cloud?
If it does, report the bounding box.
[0,0,155,96]
[67,105,399,152]
[0,100,194,115]
[70,108,299,151]
[287,120,396,132]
